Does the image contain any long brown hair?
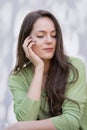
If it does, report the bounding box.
[13,10,78,116]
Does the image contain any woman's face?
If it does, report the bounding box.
[30,17,57,60]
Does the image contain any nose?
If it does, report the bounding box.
[46,35,52,43]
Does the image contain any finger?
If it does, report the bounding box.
[28,41,36,48]
[26,36,32,47]
[22,36,32,48]
[23,39,36,60]
[27,41,37,57]
[22,45,30,59]
[22,37,32,55]
[27,40,32,47]
[24,48,30,59]
[27,41,36,52]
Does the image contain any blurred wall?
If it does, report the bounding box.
[0,0,87,129]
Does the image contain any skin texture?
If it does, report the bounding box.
[30,17,56,60]
[23,17,56,70]
[4,17,57,130]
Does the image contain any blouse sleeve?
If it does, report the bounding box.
[50,58,87,130]
[8,71,40,121]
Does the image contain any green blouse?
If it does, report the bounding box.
[8,57,87,130]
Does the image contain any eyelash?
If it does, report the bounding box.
[37,36,43,38]
[37,35,56,38]
[52,35,56,38]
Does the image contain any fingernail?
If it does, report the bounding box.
[29,36,32,38]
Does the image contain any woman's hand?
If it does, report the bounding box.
[4,122,19,130]
[4,120,56,130]
[23,36,44,100]
[22,36,44,68]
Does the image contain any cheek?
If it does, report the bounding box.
[32,44,41,54]
[55,43,57,48]
[53,42,57,49]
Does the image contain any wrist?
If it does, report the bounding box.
[35,64,44,73]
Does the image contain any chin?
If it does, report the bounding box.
[42,55,54,60]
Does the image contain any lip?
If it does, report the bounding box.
[43,48,53,52]
[43,48,53,50]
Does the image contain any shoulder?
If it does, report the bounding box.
[67,56,86,84]
[69,56,86,71]
[8,64,33,85]
[65,57,87,99]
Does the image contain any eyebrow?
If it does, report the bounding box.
[36,30,56,33]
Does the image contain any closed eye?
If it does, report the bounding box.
[52,35,56,38]
[37,36,44,38]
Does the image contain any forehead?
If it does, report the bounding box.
[32,17,55,32]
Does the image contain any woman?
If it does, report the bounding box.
[5,10,87,130]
